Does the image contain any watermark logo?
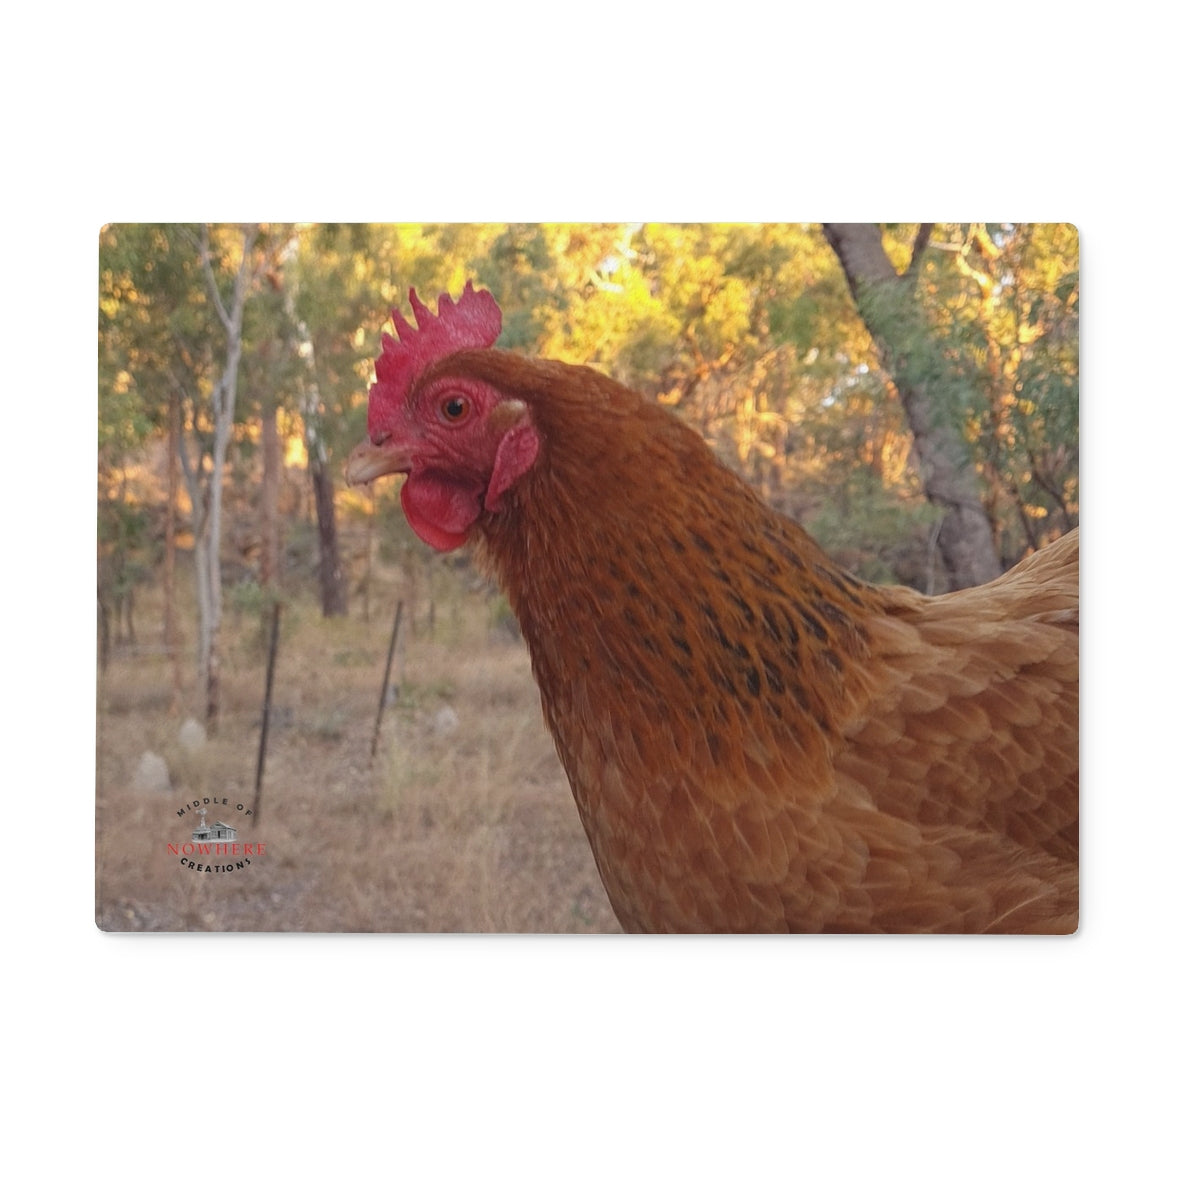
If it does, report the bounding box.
[167,797,266,875]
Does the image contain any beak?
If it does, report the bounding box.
[346,437,414,487]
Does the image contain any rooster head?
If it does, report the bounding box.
[346,283,541,552]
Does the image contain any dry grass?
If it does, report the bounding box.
[95,574,620,933]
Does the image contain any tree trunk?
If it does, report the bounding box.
[98,588,110,674]
[164,389,184,712]
[280,236,348,617]
[194,224,257,732]
[822,223,1002,589]
[259,397,282,589]
[362,494,375,623]
[191,508,217,725]
[311,456,347,616]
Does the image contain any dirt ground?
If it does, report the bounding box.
[95,582,622,934]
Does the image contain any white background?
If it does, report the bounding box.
[6,4,1194,1195]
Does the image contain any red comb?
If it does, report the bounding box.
[368,282,502,438]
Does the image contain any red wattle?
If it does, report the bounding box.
[400,472,481,552]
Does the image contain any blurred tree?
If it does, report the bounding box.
[99,223,276,727]
[822,222,1078,585]
[824,222,1004,588]
[99,220,1078,676]
[915,223,1078,562]
[189,224,264,728]
[280,233,347,616]
[287,223,403,618]
[99,224,193,681]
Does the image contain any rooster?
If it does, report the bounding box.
[347,284,1079,933]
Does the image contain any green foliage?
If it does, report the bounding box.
[808,471,942,587]
[911,223,1080,557]
[229,577,298,657]
[99,222,1078,598]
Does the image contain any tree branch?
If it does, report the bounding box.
[196,225,233,333]
[903,223,935,280]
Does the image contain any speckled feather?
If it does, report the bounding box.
[429,349,1079,933]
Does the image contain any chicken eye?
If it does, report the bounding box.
[440,395,470,423]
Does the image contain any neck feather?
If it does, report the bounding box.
[451,350,884,756]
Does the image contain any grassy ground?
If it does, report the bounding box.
[95,572,621,933]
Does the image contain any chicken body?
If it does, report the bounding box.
[351,293,1079,934]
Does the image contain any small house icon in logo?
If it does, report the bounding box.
[193,808,237,842]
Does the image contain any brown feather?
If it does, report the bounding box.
[428,348,1079,933]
